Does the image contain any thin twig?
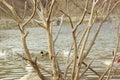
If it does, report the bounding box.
[47,0,55,23]
[17,53,52,78]
[82,61,100,77]
[98,66,111,80]
[74,1,97,79]
[22,1,27,20]
[34,19,46,29]
[106,22,120,80]
[63,60,73,79]
[79,59,94,78]
[1,0,21,23]
[36,9,47,27]
[60,10,74,28]
[53,14,64,44]
[73,0,89,32]
[22,0,37,27]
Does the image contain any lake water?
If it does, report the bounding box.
[0,22,120,80]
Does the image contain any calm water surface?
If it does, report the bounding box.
[0,22,120,80]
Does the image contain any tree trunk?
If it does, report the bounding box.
[46,25,59,80]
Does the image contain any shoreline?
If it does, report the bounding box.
[0,15,116,30]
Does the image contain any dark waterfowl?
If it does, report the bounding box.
[40,50,48,56]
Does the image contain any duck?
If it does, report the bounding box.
[40,50,49,56]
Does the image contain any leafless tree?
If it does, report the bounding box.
[0,0,120,80]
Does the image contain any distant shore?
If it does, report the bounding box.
[0,15,117,30]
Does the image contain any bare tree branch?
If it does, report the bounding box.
[36,9,47,26]
[53,14,64,44]
[73,0,89,32]
[47,0,55,23]
[34,19,46,29]
[60,10,74,28]
[17,53,51,78]
[22,1,27,20]
[74,1,98,79]
[79,59,94,78]
[22,0,37,27]
[1,0,21,23]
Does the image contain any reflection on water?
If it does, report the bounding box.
[0,22,120,80]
